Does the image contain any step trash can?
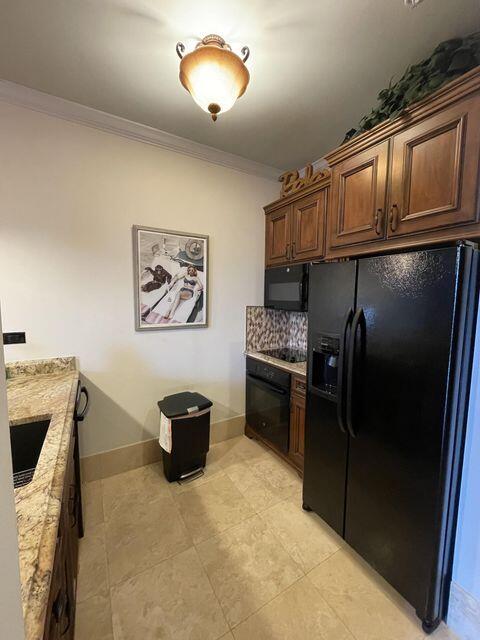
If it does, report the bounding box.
[157,391,212,482]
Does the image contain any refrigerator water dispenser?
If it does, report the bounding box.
[311,334,340,395]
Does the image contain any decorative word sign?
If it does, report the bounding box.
[278,164,330,198]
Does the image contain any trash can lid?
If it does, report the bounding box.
[157,392,212,419]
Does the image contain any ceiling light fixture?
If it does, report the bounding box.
[176,34,250,122]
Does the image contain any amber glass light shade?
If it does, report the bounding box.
[178,35,250,121]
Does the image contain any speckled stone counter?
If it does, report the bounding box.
[245,350,307,377]
[7,357,79,640]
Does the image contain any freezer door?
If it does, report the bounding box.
[344,246,472,625]
[303,260,356,535]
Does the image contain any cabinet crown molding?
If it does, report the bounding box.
[265,171,331,213]
[0,79,280,181]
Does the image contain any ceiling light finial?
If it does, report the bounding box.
[176,34,251,122]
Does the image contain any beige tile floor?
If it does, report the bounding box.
[75,435,459,640]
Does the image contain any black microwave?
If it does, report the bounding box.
[264,263,309,311]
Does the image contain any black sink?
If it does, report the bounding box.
[10,420,50,488]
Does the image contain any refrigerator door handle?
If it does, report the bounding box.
[346,307,365,438]
[337,307,354,434]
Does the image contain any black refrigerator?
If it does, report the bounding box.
[303,243,478,634]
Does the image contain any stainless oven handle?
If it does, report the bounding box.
[246,373,287,395]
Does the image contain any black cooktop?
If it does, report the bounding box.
[259,347,307,363]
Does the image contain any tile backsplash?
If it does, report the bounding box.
[245,306,307,352]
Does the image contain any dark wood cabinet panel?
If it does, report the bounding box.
[44,424,79,640]
[265,205,291,266]
[292,189,326,261]
[388,96,480,237]
[44,542,62,640]
[289,391,306,470]
[329,141,389,248]
[292,376,307,397]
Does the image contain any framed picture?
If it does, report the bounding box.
[133,225,208,330]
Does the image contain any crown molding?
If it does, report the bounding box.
[0,79,281,180]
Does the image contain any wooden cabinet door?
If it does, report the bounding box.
[289,392,306,469]
[388,96,480,237]
[291,189,326,261]
[44,546,62,640]
[66,437,79,576]
[329,141,389,248]
[265,205,292,266]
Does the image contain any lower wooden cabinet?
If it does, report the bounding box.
[289,375,306,471]
[43,422,79,640]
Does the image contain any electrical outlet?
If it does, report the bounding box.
[3,332,26,345]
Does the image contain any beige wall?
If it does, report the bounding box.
[0,102,277,456]
[0,310,25,639]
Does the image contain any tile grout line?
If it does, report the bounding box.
[191,544,231,637]
[256,507,307,576]
[229,572,307,634]
[79,482,115,638]
[169,475,232,637]
[306,573,359,640]
[184,448,301,632]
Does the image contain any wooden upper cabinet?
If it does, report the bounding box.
[265,204,291,266]
[388,96,480,237]
[329,141,389,248]
[265,186,327,266]
[291,189,326,261]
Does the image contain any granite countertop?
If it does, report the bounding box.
[7,357,79,640]
[245,350,307,377]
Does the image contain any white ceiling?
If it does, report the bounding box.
[0,0,478,171]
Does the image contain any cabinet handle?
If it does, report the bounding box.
[374,208,383,235]
[52,589,67,623]
[68,485,78,529]
[389,204,399,232]
[60,594,71,636]
[292,242,296,258]
[286,244,291,260]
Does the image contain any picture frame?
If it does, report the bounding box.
[132,225,208,331]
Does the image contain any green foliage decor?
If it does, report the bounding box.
[343,32,480,143]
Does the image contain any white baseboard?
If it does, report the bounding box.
[448,581,480,640]
[81,414,245,482]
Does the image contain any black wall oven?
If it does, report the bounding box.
[264,263,309,312]
[245,357,290,453]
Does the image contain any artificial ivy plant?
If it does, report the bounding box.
[343,31,480,143]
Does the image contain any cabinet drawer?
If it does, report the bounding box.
[291,375,307,397]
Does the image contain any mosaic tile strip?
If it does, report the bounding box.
[245,306,307,352]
